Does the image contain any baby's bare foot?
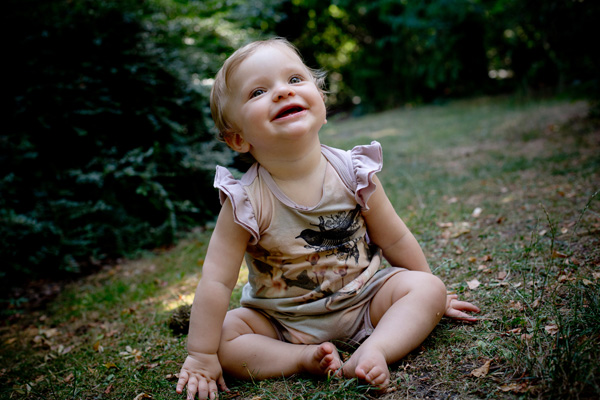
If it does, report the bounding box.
[300,342,342,377]
[342,346,390,390]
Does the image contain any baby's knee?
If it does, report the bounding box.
[430,274,447,309]
[415,273,447,310]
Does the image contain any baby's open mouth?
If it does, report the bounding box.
[274,106,305,120]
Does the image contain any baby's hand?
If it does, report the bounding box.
[176,353,228,400]
[444,294,480,322]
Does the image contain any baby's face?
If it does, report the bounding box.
[222,44,327,158]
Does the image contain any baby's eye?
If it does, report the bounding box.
[251,89,266,98]
[289,76,302,84]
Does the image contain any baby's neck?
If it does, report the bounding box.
[263,145,327,208]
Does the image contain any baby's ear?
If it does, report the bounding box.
[224,131,251,153]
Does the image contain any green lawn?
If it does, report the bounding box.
[1,96,599,399]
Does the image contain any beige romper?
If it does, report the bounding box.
[214,141,402,345]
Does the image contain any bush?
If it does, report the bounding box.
[2,0,232,288]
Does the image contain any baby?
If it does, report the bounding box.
[176,37,479,400]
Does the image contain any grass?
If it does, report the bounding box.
[1,95,599,399]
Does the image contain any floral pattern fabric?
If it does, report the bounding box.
[215,142,401,344]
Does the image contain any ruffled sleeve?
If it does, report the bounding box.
[214,165,260,245]
[350,141,382,211]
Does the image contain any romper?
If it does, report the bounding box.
[214,141,403,345]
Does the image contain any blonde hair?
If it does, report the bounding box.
[210,37,327,144]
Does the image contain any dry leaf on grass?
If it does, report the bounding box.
[104,362,118,370]
[509,300,523,311]
[439,222,471,239]
[93,341,103,353]
[500,382,529,393]
[545,324,559,336]
[133,393,152,400]
[63,373,74,383]
[471,360,491,377]
[552,250,568,259]
[467,279,481,290]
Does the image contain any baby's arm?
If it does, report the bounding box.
[362,175,430,272]
[176,199,251,400]
[362,175,479,320]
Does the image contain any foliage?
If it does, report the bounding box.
[1,0,236,287]
[238,0,600,112]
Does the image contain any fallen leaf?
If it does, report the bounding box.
[120,346,143,362]
[582,279,593,286]
[451,222,471,238]
[472,207,482,217]
[93,341,103,353]
[552,250,568,259]
[500,382,529,393]
[41,328,59,338]
[481,254,493,262]
[592,272,600,280]
[545,324,559,336]
[165,374,176,380]
[531,298,540,309]
[104,362,118,370]
[497,271,507,280]
[138,363,159,370]
[569,257,582,266]
[105,384,114,394]
[471,360,491,377]
[509,300,523,311]
[467,279,481,290]
[521,333,534,340]
[133,393,152,400]
[468,256,477,263]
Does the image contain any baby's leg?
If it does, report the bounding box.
[342,271,446,389]
[218,307,342,380]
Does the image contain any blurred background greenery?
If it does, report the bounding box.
[3,0,598,290]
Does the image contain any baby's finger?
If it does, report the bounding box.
[453,300,480,313]
[451,309,478,321]
[176,371,188,394]
[186,376,198,400]
[197,378,209,400]
[208,380,219,400]
[217,375,229,393]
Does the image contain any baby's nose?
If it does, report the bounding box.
[273,84,296,100]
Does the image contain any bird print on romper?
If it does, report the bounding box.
[248,205,364,301]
